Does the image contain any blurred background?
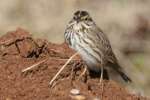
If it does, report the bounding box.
[0,0,150,97]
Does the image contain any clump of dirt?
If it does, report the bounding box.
[0,28,149,100]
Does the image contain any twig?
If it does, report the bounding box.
[49,57,81,61]
[22,59,47,73]
[49,52,79,86]
[21,56,80,73]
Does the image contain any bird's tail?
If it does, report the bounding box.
[117,69,132,83]
[108,62,132,83]
[113,63,132,83]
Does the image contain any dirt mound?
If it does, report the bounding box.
[0,28,148,100]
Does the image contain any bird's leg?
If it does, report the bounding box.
[70,62,75,80]
[99,66,104,99]
[99,66,103,84]
[70,59,83,80]
[77,66,87,81]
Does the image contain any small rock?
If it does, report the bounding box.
[70,95,86,100]
[70,88,80,95]
[93,97,100,100]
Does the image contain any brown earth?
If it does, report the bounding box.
[0,28,149,100]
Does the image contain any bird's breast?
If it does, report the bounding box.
[73,23,82,30]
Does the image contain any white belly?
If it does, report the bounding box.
[76,44,101,72]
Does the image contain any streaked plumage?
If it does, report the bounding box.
[64,10,131,82]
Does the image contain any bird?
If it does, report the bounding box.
[64,10,132,83]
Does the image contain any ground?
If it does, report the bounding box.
[0,28,149,100]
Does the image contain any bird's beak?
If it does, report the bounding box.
[76,18,80,23]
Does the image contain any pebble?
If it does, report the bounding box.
[73,95,86,100]
[70,88,80,95]
[93,97,100,100]
[70,95,86,100]
[70,88,86,100]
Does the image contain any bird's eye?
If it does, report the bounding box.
[85,17,88,20]
[73,16,75,19]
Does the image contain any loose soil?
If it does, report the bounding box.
[0,28,149,100]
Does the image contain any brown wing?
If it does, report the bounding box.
[92,26,116,62]
[94,27,131,82]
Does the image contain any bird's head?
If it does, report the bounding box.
[73,10,93,23]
